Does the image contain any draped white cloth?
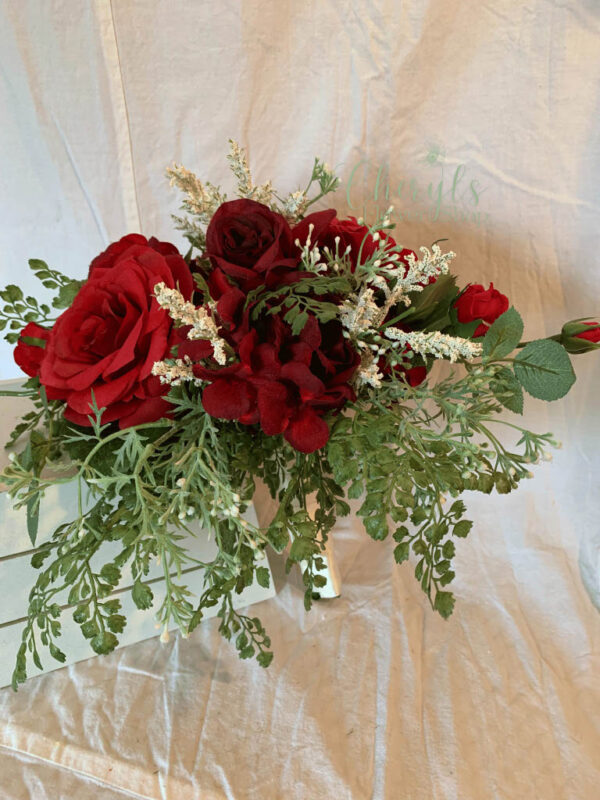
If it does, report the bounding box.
[0,1,599,797]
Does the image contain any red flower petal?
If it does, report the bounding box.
[257,381,291,435]
[405,366,427,386]
[180,341,214,363]
[207,267,234,300]
[576,322,600,343]
[284,405,330,453]
[202,378,255,420]
[280,362,324,400]
[252,343,281,379]
[299,314,321,350]
[117,396,173,428]
[217,287,245,327]
[292,209,337,248]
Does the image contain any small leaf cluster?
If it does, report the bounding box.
[0,259,85,343]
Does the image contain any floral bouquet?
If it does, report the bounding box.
[1,141,598,689]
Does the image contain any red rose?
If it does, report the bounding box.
[575,321,600,344]
[205,199,337,290]
[205,200,296,287]
[197,314,359,453]
[454,283,509,337]
[39,235,194,428]
[14,322,50,378]
[88,233,181,279]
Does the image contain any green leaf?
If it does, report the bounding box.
[255,566,270,589]
[482,308,524,361]
[131,580,154,610]
[188,607,204,634]
[266,524,289,553]
[91,631,119,655]
[363,514,389,541]
[48,642,66,663]
[257,651,273,668]
[477,473,495,494]
[347,480,363,499]
[1,284,24,303]
[407,273,457,322]
[433,591,455,619]
[490,367,524,414]
[26,485,40,546]
[514,339,576,401]
[290,310,309,336]
[30,549,50,569]
[453,520,473,538]
[411,507,427,525]
[289,537,318,561]
[28,258,52,277]
[72,606,89,624]
[100,564,121,586]
[81,620,98,639]
[106,614,127,634]
[394,542,410,563]
[442,540,456,558]
[439,570,455,587]
[52,280,85,310]
[495,474,512,494]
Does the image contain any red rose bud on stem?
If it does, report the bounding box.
[558,319,600,354]
[454,282,509,337]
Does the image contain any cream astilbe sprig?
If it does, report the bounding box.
[153,282,230,367]
[280,190,310,222]
[227,139,274,206]
[381,244,455,286]
[340,287,382,338]
[357,359,384,388]
[373,244,456,320]
[152,355,204,387]
[384,328,482,363]
[166,164,226,226]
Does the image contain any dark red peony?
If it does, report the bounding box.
[454,283,509,337]
[13,322,50,378]
[38,234,194,428]
[196,314,360,453]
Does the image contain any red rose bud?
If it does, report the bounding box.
[14,322,50,377]
[454,283,509,337]
[560,319,600,353]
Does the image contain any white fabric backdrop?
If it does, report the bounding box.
[0,1,599,798]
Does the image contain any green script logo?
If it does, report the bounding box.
[344,146,490,227]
